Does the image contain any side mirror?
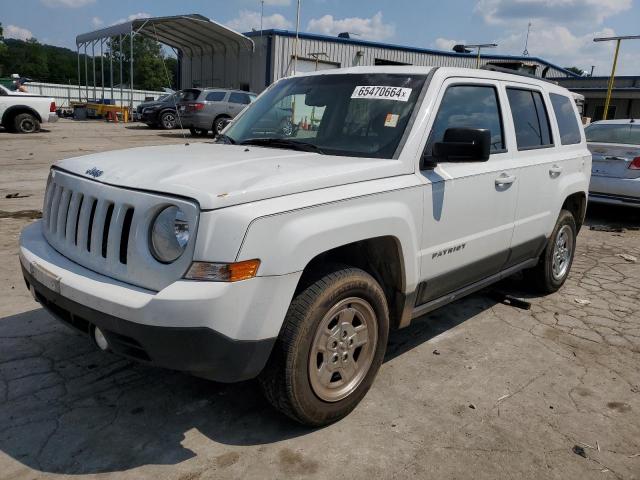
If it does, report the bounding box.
[432,128,491,162]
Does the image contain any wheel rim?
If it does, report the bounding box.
[552,224,573,280]
[20,118,35,132]
[162,113,175,128]
[215,119,225,133]
[308,297,378,402]
[281,120,293,136]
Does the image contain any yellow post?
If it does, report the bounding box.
[602,39,621,120]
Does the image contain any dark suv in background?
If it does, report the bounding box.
[136,91,183,129]
[177,88,256,136]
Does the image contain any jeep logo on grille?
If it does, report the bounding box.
[85,167,104,178]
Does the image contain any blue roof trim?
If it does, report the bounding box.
[558,75,640,81]
[245,29,579,78]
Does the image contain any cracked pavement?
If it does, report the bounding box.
[1,121,639,479]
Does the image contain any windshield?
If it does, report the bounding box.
[224,73,427,158]
[585,123,640,145]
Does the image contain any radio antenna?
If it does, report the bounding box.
[523,22,532,56]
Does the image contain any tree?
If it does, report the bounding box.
[107,35,176,91]
[565,66,586,76]
[0,23,8,74]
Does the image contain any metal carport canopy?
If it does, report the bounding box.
[75,13,254,53]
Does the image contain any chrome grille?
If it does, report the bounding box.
[42,169,199,292]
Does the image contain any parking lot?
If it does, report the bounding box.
[1,120,639,479]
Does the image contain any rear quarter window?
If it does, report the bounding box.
[181,89,201,101]
[550,93,582,145]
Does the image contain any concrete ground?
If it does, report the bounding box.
[1,120,639,480]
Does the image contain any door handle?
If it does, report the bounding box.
[549,165,563,177]
[495,173,516,186]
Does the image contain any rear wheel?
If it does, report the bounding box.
[189,127,208,137]
[14,113,40,134]
[524,209,577,293]
[260,267,389,426]
[159,111,177,129]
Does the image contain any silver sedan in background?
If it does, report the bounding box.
[585,119,640,208]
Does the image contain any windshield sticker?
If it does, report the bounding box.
[351,86,412,102]
[384,113,399,128]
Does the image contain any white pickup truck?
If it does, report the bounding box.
[0,84,57,133]
[19,66,590,426]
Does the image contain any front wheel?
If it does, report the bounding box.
[524,209,577,293]
[14,113,40,133]
[259,267,389,426]
[159,111,177,129]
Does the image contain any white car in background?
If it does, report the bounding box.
[0,84,58,133]
[585,119,640,208]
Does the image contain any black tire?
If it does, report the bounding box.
[524,209,577,293]
[14,113,40,133]
[213,116,230,135]
[259,267,389,426]
[189,127,208,137]
[159,111,177,130]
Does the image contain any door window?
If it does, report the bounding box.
[205,91,226,102]
[428,84,505,155]
[506,88,553,149]
[229,92,252,105]
[549,93,582,145]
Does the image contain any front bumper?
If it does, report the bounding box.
[19,221,301,381]
[140,111,160,124]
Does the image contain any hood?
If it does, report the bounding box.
[54,143,410,210]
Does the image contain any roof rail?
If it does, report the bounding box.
[480,65,559,85]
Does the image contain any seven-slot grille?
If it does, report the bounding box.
[41,169,199,292]
[43,179,134,265]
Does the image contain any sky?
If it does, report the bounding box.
[2,0,639,75]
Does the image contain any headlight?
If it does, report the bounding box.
[150,206,190,263]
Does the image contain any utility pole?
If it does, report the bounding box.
[462,43,498,68]
[260,0,264,38]
[594,34,640,119]
[293,0,301,75]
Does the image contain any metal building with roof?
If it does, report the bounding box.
[76,14,578,101]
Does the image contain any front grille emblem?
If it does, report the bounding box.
[85,167,104,178]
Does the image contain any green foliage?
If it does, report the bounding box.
[0,33,177,90]
[565,66,586,76]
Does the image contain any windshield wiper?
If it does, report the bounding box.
[240,138,325,154]
[215,134,236,145]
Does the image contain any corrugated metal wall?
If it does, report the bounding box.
[271,35,571,83]
[180,32,571,94]
[25,81,165,108]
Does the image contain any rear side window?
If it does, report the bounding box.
[550,93,582,145]
[428,85,505,154]
[229,92,252,105]
[206,91,226,102]
[506,88,553,149]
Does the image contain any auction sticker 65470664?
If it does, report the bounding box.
[351,86,412,102]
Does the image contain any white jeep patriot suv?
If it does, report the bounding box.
[19,66,590,426]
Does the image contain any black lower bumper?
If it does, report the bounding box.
[22,265,275,383]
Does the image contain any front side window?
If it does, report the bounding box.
[206,91,226,102]
[507,88,553,149]
[427,84,505,155]
[549,93,582,145]
[224,74,427,158]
